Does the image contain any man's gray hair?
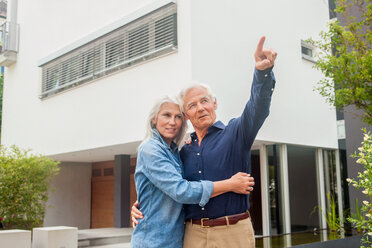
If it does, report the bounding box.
[140,96,188,149]
[178,83,216,110]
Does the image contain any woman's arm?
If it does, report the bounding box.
[131,173,255,227]
[139,143,214,206]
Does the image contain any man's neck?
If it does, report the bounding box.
[195,129,209,146]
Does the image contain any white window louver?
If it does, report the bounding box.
[301,40,316,63]
[41,3,177,98]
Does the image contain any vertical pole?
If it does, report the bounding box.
[263,237,271,248]
[279,144,291,235]
[316,148,327,231]
[114,154,131,227]
[260,145,270,237]
[335,149,344,232]
[7,0,18,51]
[8,0,18,23]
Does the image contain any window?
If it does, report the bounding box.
[128,24,149,59]
[301,40,316,63]
[301,46,313,57]
[155,13,177,49]
[45,65,60,91]
[105,36,125,69]
[82,47,101,78]
[40,3,177,99]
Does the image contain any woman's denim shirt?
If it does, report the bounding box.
[131,129,213,248]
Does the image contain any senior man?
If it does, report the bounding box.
[132,36,277,247]
[180,36,276,248]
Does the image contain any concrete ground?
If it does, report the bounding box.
[88,243,131,248]
[78,228,132,248]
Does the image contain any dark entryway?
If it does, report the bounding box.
[250,149,263,235]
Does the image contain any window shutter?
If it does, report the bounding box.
[41,3,177,99]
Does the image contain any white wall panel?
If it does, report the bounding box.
[43,162,92,229]
[2,0,193,158]
[2,0,338,162]
[190,0,338,149]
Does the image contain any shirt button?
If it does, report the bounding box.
[197,153,200,156]
[195,139,197,142]
[271,88,274,91]
[198,171,202,174]
[265,74,268,78]
[201,208,205,210]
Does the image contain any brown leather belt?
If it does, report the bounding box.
[191,211,250,227]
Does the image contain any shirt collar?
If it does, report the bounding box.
[152,128,178,151]
[190,121,225,140]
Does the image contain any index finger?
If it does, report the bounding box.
[256,36,266,53]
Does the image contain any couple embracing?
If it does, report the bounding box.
[131,36,277,248]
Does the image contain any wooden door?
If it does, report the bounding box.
[91,161,115,228]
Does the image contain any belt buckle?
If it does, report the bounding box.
[201,218,209,228]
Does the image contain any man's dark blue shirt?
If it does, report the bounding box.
[180,68,276,220]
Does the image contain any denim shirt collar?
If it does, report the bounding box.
[190,120,225,140]
[152,128,178,152]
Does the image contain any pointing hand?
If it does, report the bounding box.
[254,36,277,71]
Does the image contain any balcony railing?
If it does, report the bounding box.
[0,21,19,66]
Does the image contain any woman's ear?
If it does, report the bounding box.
[152,118,157,127]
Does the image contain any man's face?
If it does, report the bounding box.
[183,86,217,132]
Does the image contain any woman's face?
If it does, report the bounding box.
[153,102,183,146]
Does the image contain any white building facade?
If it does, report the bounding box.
[1,0,343,240]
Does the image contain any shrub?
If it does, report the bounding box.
[347,129,372,247]
[0,146,60,230]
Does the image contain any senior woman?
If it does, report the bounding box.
[130,96,253,248]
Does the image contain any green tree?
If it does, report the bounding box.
[308,0,371,125]
[0,146,60,230]
[309,1,372,246]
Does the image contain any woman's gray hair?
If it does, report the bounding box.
[140,96,188,149]
[178,83,216,108]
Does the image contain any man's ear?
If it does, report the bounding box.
[213,98,218,110]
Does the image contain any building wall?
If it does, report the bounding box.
[1,0,193,156]
[44,162,92,229]
[189,0,338,149]
[1,0,338,160]
[343,105,371,214]
[0,0,344,232]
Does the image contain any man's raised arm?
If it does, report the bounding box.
[240,36,278,147]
